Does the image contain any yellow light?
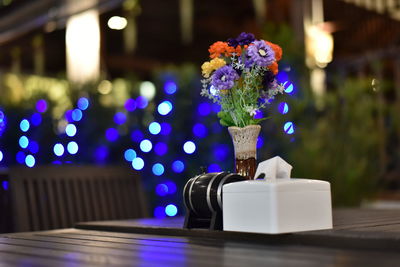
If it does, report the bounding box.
[306,25,334,68]
[107,16,128,30]
[98,80,112,94]
[66,10,100,84]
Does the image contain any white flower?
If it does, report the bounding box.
[245,106,258,116]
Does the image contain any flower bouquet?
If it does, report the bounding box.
[200,32,285,179]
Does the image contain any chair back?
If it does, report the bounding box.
[10,165,148,232]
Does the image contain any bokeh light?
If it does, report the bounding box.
[160,122,172,135]
[183,141,196,154]
[19,136,29,149]
[140,81,156,101]
[278,102,289,114]
[94,146,108,162]
[193,123,207,138]
[198,102,211,116]
[140,139,152,152]
[154,206,166,218]
[71,109,83,121]
[67,141,79,154]
[164,81,177,94]
[156,183,168,196]
[131,129,143,142]
[149,121,161,135]
[165,181,177,194]
[25,155,35,168]
[284,122,295,135]
[157,101,173,115]
[136,96,149,109]
[213,144,229,161]
[285,83,294,94]
[124,149,137,161]
[65,124,77,137]
[53,143,65,156]
[105,128,119,142]
[30,113,42,126]
[36,99,48,113]
[165,204,178,217]
[172,160,185,173]
[154,142,168,156]
[257,136,264,149]
[16,151,25,164]
[152,163,165,176]
[132,157,145,170]
[114,112,127,125]
[208,163,221,172]
[124,98,136,111]
[0,150,3,162]
[20,119,30,132]
[28,140,39,154]
[2,181,8,190]
[77,97,89,110]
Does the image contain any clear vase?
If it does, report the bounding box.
[228,125,261,180]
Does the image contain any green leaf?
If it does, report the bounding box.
[217,111,235,127]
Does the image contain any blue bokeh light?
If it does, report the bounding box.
[132,157,145,170]
[154,206,166,218]
[149,122,161,135]
[172,160,185,173]
[165,204,178,217]
[208,163,221,172]
[19,136,29,149]
[94,146,108,162]
[165,181,177,194]
[0,150,3,162]
[212,103,221,113]
[257,136,264,149]
[77,97,89,110]
[183,141,196,154]
[156,183,168,196]
[160,122,172,135]
[284,122,295,135]
[125,98,137,111]
[65,124,77,137]
[164,81,177,94]
[71,109,82,121]
[25,154,35,168]
[36,99,48,113]
[136,96,148,109]
[213,144,229,161]
[157,101,173,115]
[140,139,152,153]
[30,113,42,126]
[193,123,207,138]
[278,102,289,114]
[20,119,30,132]
[131,129,144,142]
[124,149,137,161]
[254,110,263,119]
[53,143,64,156]
[198,102,211,116]
[285,83,294,94]
[114,112,127,125]
[16,151,25,164]
[28,140,39,154]
[105,128,119,142]
[152,163,165,176]
[67,141,79,154]
[65,110,73,123]
[154,142,168,156]
[2,181,8,190]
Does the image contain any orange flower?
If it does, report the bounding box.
[265,41,282,61]
[268,62,279,75]
[208,41,236,59]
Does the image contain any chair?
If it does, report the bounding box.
[9,165,148,232]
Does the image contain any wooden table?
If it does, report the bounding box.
[1,209,400,266]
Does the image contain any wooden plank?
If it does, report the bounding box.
[45,178,59,229]
[110,177,123,219]
[79,178,91,222]
[0,251,66,266]
[26,179,40,231]
[54,179,68,229]
[71,179,84,223]
[103,178,117,219]
[36,179,49,230]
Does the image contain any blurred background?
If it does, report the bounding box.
[1,0,400,224]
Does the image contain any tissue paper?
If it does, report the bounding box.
[254,156,292,180]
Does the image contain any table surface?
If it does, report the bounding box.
[1,209,400,266]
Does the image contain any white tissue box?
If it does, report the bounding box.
[223,178,332,234]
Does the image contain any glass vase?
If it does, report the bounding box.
[228,125,261,180]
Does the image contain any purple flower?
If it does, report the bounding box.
[247,40,275,67]
[211,66,239,90]
[228,32,255,47]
